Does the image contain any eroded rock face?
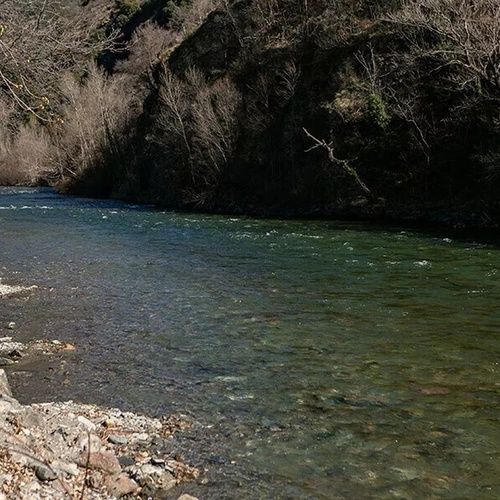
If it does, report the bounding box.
[0,370,199,499]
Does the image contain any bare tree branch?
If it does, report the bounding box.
[303,127,373,197]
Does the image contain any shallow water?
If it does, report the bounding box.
[1,187,500,498]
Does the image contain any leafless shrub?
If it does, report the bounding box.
[189,68,240,176]
[0,94,53,184]
[156,70,192,164]
[313,1,375,48]
[53,64,140,181]
[386,0,500,92]
[303,127,373,198]
[0,123,53,185]
[169,0,222,36]
[117,21,178,77]
[332,89,368,122]
[0,0,119,120]
[154,67,241,205]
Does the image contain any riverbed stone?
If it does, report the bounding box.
[134,432,150,442]
[0,399,13,413]
[77,431,102,453]
[118,455,135,468]
[177,495,199,500]
[52,460,79,477]
[108,434,128,445]
[77,415,96,430]
[17,407,46,428]
[79,451,122,475]
[0,369,199,499]
[105,473,140,498]
[132,463,177,491]
[0,370,12,397]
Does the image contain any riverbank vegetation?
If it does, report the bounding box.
[1,0,500,225]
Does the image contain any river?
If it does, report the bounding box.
[1,187,500,498]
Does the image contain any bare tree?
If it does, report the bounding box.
[116,21,176,78]
[386,0,500,92]
[153,66,241,205]
[0,0,119,120]
[53,63,140,181]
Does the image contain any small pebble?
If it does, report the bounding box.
[108,434,128,445]
[118,456,135,468]
[136,432,150,442]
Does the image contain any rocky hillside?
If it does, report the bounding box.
[2,0,500,226]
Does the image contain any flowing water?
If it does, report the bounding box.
[1,187,500,498]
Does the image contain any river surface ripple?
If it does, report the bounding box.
[1,187,500,498]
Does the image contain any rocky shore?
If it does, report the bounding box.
[0,283,201,499]
[0,369,200,500]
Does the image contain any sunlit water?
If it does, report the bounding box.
[1,187,500,498]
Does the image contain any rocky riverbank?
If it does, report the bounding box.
[0,370,200,499]
[0,284,202,499]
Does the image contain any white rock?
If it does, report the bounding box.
[140,463,161,476]
[77,432,101,453]
[77,415,96,430]
[135,432,150,442]
[0,369,12,397]
[0,400,12,413]
[52,460,79,477]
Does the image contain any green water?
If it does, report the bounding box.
[1,187,500,498]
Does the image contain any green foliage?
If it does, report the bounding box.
[163,1,189,21]
[115,0,141,27]
[367,93,390,129]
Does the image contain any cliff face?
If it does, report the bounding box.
[63,1,500,225]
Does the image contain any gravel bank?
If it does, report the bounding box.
[0,371,200,499]
[0,283,201,499]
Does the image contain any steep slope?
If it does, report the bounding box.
[3,0,500,226]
